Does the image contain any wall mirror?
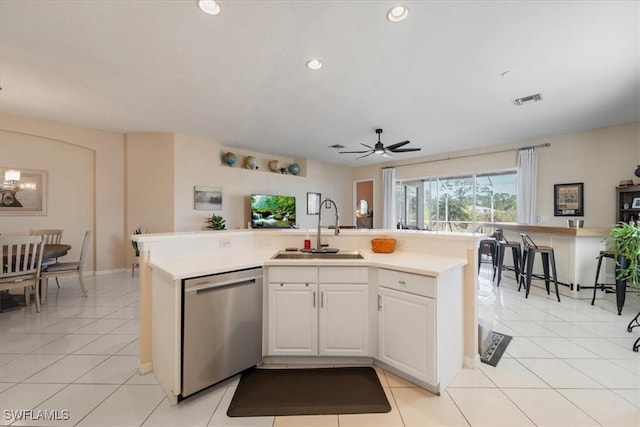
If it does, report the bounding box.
[357,199,368,216]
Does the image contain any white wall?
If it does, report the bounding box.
[0,113,125,272]
[0,130,95,270]
[353,122,640,229]
[172,133,353,231]
[126,133,175,238]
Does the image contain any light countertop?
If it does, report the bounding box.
[484,223,610,237]
[150,248,467,280]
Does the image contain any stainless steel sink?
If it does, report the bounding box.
[272,249,364,260]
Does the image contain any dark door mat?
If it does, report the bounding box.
[480,332,513,367]
[227,366,391,417]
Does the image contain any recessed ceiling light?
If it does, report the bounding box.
[306,59,323,70]
[329,144,345,149]
[198,0,221,16]
[387,6,409,23]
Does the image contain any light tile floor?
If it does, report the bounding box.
[0,268,639,426]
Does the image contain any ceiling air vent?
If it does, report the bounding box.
[329,144,345,149]
[512,93,543,106]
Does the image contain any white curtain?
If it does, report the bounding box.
[382,168,396,229]
[516,148,537,224]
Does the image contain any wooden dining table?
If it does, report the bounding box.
[43,243,71,262]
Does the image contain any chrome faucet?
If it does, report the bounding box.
[316,199,339,251]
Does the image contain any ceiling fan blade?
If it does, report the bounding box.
[357,152,375,159]
[385,140,410,150]
[339,150,371,154]
[360,143,373,149]
[389,147,422,153]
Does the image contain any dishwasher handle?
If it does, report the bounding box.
[187,277,259,294]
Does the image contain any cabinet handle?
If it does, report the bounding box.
[398,280,406,285]
[313,291,316,308]
[377,294,382,311]
[321,291,324,308]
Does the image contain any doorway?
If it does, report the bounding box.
[354,179,374,229]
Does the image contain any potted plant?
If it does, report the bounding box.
[131,226,145,256]
[206,213,226,230]
[604,222,640,288]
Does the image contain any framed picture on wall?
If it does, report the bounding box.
[553,182,584,216]
[0,168,47,215]
[307,192,321,215]
[194,186,222,211]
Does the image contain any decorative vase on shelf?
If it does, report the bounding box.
[223,152,237,167]
[287,163,300,175]
[268,160,280,172]
[635,165,640,178]
[244,156,258,170]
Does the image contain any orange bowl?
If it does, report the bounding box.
[371,238,396,253]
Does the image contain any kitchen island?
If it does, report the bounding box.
[134,229,481,404]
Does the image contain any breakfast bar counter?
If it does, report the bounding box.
[484,223,610,298]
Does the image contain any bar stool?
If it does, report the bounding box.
[495,229,522,287]
[478,231,498,279]
[519,233,560,302]
[591,250,615,305]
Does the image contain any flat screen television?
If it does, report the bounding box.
[250,194,296,228]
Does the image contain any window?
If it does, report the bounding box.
[396,170,517,231]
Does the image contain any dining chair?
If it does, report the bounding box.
[30,229,64,267]
[0,235,45,313]
[41,231,90,302]
[29,229,63,244]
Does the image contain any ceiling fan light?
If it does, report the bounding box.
[387,6,408,22]
[374,142,385,154]
[198,0,221,16]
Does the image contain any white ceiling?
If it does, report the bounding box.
[0,1,638,166]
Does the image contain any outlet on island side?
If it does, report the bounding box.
[219,239,232,248]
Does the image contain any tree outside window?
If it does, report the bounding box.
[396,171,516,231]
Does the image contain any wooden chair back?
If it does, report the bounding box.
[0,235,45,312]
[30,229,63,245]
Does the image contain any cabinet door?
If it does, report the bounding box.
[267,283,318,356]
[378,286,436,384]
[319,284,369,357]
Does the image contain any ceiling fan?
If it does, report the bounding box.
[339,129,421,159]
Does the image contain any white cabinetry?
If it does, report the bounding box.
[267,267,318,356]
[318,267,369,356]
[268,283,318,355]
[377,267,462,392]
[378,286,436,383]
[266,266,369,357]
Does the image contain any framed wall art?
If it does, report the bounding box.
[0,168,47,215]
[194,186,222,211]
[307,192,321,215]
[554,182,584,216]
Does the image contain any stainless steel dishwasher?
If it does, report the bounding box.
[181,267,263,399]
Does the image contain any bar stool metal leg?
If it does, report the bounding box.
[511,246,521,285]
[591,253,606,305]
[549,250,560,302]
[525,249,534,298]
[542,252,551,295]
